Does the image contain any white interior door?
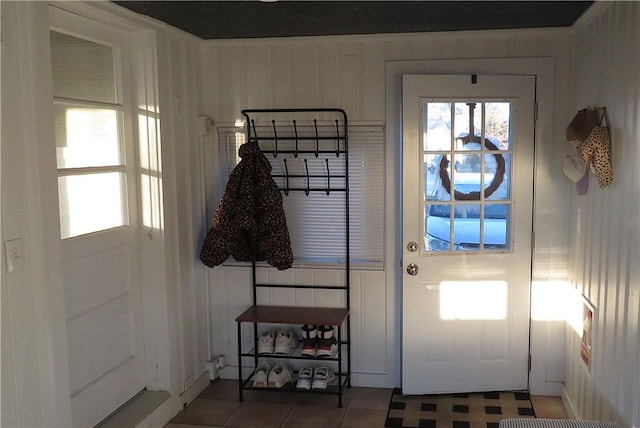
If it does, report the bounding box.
[402,74,535,394]
[50,8,146,426]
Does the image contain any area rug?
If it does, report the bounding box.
[385,388,536,428]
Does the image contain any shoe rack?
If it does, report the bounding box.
[234,109,351,408]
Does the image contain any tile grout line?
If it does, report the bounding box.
[277,402,296,428]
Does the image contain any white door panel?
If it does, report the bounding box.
[63,246,133,318]
[402,74,534,394]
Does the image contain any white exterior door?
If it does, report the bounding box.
[402,74,535,394]
[50,8,146,426]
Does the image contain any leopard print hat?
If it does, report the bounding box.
[566,107,612,189]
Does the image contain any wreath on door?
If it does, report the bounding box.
[438,137,506,201]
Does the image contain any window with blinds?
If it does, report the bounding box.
[215,125,384,269]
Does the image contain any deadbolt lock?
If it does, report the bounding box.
[407,241,418,252]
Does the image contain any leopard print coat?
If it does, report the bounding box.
[200,141,293,270]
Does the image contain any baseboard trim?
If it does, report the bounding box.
[134,372,211,428]
[179,371,211,407]
[561,385,579,419]
[135,395,179,428]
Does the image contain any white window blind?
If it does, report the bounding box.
[215,124,384,269]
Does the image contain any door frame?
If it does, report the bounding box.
[385,58,560,395]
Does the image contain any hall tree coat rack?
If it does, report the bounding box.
[235,108,351,407]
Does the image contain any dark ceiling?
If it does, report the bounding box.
[113,1,594,40]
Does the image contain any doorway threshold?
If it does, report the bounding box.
[96,389,170,428]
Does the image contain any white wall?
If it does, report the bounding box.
[563,2,640,427]
[201,26,577,391]
[1,3,73,426]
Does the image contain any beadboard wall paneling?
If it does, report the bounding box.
[157,32,209,394]
[202,28,576,389]
[1,3,73,426]
[204,29,576,123]
[564,2,640,427]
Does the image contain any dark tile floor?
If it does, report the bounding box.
[165,379,568,428]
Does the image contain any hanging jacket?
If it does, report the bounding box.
[200,141,293,270]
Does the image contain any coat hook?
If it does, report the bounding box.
[293,120,299,158]
[304,158,310,196]
[334,119,340,158]
[325,158,331,196]
[283,158,290,196]
[314,119,319,158]
[251,119,258,142]
[272,120,278,157]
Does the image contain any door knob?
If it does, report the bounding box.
[406,263,419,276]
[407,241,418,252]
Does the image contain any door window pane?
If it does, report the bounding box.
[453,102,482,142]
[55,105,122,168]
[485,102,512,150]
[424,102,451,151]
[484,153,510,201]
[484,204,510,249]
[58,173,127,239]
[424,154,442,201]
[424,203,452,252]
[452,204,481,251]
[50,31,117,104]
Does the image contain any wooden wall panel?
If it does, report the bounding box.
[291,44,321,107]
[1,3,72,426]
[273,45,293,109]
[564,2,640,427]
[361,42,386,120]
[156,30,208,396]
[216,47,245,123]
[245,46,273,108]
[320,43,340,108]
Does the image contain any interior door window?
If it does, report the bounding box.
[51,30,128,239]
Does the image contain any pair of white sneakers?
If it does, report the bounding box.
[258,330,295,354]
[295,366,335,390]
[252,362,292,388]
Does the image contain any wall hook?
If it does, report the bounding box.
[293,120,299,158]
[314,119,320,158]
[283,158,290,196]
[325,158,331,195]
[304,158,310,196]
[250,119,258,142]
[271,120,278,157]
[335,119,340,158]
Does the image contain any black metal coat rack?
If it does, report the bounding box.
[235,108,352,407]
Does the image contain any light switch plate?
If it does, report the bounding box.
[5,238,25,273]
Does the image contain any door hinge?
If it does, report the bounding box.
[534,102,538,122]
[531,231,535,250]
[528,354,532,371]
